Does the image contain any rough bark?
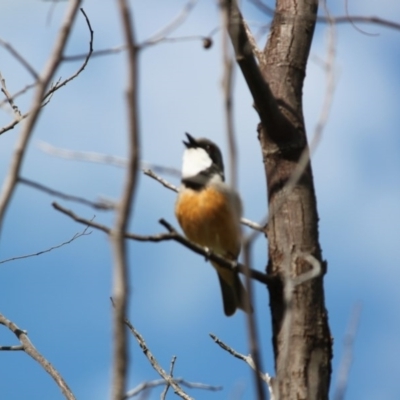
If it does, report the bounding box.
[227,0,332,398]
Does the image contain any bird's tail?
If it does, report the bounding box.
[213,262,252,316]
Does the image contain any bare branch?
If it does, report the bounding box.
[0,82,36,108]
[0,8,93,137]
[142,168,178,192]
[0,38,39,79]
[123,317,194,400]
[0,0,83,234]
[112,0,140,398]
[38,141,128,167]
[0,72,22,119]
[52,202,272,285]
[0,312,76,400]
[220,0,237,189]
[0,224,91,265]
[0,345,24,351]
[221,11,267,397]
[333,303,362,400]
[64,45,126,61]
[226,0,286,142]
[141,0,199,48]
[38,142,181,178]
[124,378,222,399]
[0,109,29,135]
[291,252,322,287]
[210,334,274,398]
[161,356,177,400]
[19,177,114,210]
[250,0,400,31]
[42,8,93,102]
[144,168,264,231]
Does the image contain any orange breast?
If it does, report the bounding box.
[175,186,241,258]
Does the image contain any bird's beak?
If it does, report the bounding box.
[183,132,197,148]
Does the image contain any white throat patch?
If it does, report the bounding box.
[182,147,212,178]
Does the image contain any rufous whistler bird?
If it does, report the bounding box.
[175,133,250,316]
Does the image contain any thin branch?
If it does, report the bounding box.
[209,334,274,398]
[0,72,22,119]
[42,7,93,103]
[0,38,39,80]
[122,317,194,400]
[112,1,140,398]
[161,356,177,400]
[0,82,36,108]
[220,0,237,189]
[322,15,400,31]
[0,8,93,137]
[19,177,114,210]
[291,252,322,287]
[0,0,83,234]
[140,0,199,48]
[333,303,362,400]
[144,168,264,231]
[226,0,285,141]
[124,379,222,399]
[38,141,128,167]
[250,0,400,31]
[0,224,91,265]
[64,45,127,61]
[52,202,272,285]
[0,345,24,351]
[0,312,76,400]
[343,0,378,37]
[38,142,181,177]
[223,5,266,399]
[142,169,178,191]
[0,108,29,135]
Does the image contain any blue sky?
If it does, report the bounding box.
[1,1,400,399]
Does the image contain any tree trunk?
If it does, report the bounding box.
[227,0,332,398]
[260,1,332,399]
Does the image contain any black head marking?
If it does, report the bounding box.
[183,132,225,173]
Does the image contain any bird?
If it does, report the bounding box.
[175,133,250,316]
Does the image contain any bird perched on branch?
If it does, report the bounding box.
[175,133,250,316]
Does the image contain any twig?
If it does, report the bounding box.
[161,356,177,400]
[209,334,274,398]
[0,82,36,108]
[0,38,39,80]
[38,141,128,167]
[144,168,264,231]
[224,4,267,399]
[38,142,181,177]
[0,312,76,400]
[333,303,362,400]
[250,0,400,31]
[0,224,91,265]
[52,202,272,285]
[42,7,94,103]
[220,0,237,189]
[344,0,378,37]
[122,317,194,400]
[64,45,127,61]
[0,8,93,137]
[0,345,24,351]
[124,379,222,399]
[142,169,178,191]
[0,72,22,119]
[112,1,140,398]
[0,0,83,234]
[19,177,114,210]
[140,0,199,48]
